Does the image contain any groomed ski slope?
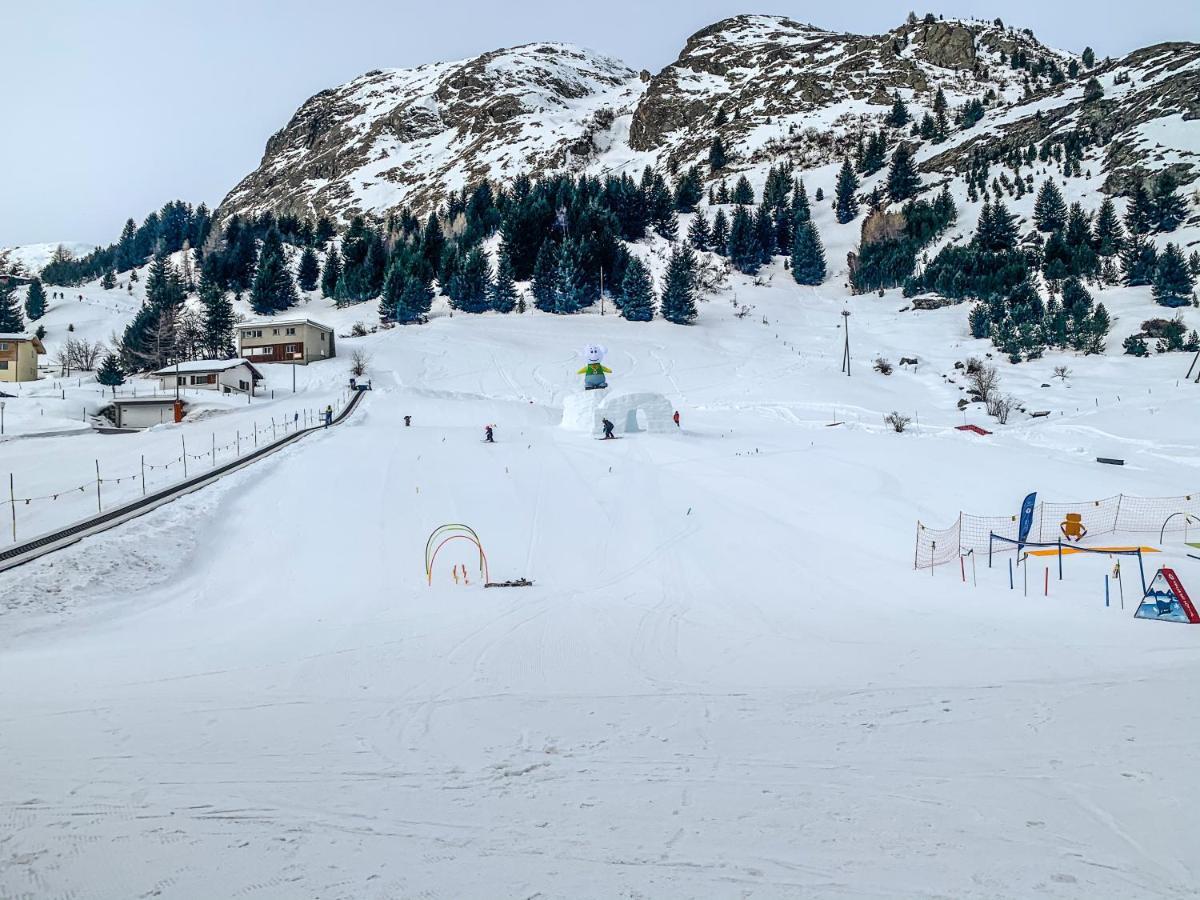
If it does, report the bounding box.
[2,278,1200,899]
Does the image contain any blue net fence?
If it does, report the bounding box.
[914,492,1200,569]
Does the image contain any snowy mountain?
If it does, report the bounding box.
[0,242,96,276]
[217,14,1199,229]
[219,42,643,226]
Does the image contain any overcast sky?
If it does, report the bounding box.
[1,0,1193,248]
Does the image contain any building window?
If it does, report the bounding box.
[0,342,8,351]
[243,329,262,338]
[177,376,185,385]
[319,333,326,342]
[239,380,249,391]
[272,328,280,336]
[285,343,299,354]
[286,327,296,335]
[0,361,8,370]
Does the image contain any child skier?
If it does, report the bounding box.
[601,418,615,440]
[484,425,495,443]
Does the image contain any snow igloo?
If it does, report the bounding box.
[560,391,675,436]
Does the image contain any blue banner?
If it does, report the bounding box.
[1017,492,1037,549]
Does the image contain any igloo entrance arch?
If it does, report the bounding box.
[561,391,675,436]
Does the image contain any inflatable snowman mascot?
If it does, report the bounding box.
[577,344,612,391]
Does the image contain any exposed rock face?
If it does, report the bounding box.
[920,41,1200,194]
[217,15,1198,228]
[625,15,1069,169]
[218,43,641,227]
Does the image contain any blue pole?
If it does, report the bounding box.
[1105,575,1110,607]
[1009,558,1014,590]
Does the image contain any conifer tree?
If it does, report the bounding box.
[660,243,698,325]
[790,221,827,285]
[932,88,949,141]
[321,247,342,298]
[860,130,888,175]
[688,211,711,252]
[531,240,559,312]
[1152,171,1187,232]
[1124,180,1155,236]
[791,178,810,223]
[1121,234,1158,286]
[1189,250,1200,278]
[716,180,730,204]
[1152,243,1195,307]
[250,230,298,314]
[620,256,655,322]
[0,281,22,332]
[555,238,588,314]
[314,216,336,248]
[1033,179,1067,232]
[101,268,117,290]
[96,353,125,395]
[886,143,921,201]
[974,200,1019,252]
[887,91,910,126]
[24,278,47,320]
[1082,47,1095,68]
[115,218,140,271]
[1093,198,1124,256]
[198,270,234,358]
[732,176,755,206]
[145,253,185,310]
[401,273,435,322]
[727,205,761,274]
[673,166,704,212]
[710,208,730,256]
[834,159,860,224]
[1083,77,1104,103]
[489,242,518,313]
[378,261,406,324]
[754,202,776,263]
[708,135,727,172]
[450,246,491,313]
[297,246,320,292]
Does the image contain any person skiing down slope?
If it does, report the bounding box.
[484,425,495,443]
[601,418,615,440]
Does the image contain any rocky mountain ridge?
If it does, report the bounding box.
[217,14,1199,229]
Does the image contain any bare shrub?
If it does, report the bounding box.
[874,356,894,375]
[55,337,106,372]
[968,363,999,403]
[350,322,369,338]
[1053,365,1071,380]
[884,411,912,432]
[987,394,1015,424]
[350,348,371,377]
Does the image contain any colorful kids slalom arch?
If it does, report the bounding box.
[1134,568,1199,623]
[424,524,489,586]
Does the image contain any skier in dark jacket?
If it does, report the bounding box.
[484,425,494,443]
[601,418,615,440]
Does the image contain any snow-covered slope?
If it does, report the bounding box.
[3,268,1200,897]
[0,242,96,276]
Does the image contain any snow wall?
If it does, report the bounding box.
[560,391,675,436]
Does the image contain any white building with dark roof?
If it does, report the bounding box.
[152,359,264,395]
